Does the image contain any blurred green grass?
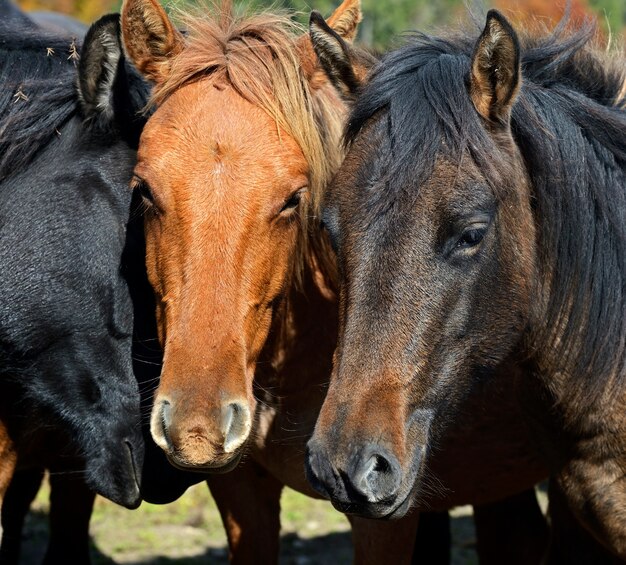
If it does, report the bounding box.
[16,476,487,564]
[21,479,355,564]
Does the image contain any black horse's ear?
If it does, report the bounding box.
[309,10,376,102]
[77,14,124,122]
[469,10,520,126]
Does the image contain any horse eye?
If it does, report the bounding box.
[280,189,305,214]
[133,177,155,206]
[456,226,487,249]
[139,183,154,205]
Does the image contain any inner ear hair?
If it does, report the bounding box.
[469,10,521,125]
[77,14,124,122]
[325,0,361,43]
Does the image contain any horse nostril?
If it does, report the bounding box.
[221,401,251,454]
[160,400,171,426]
[352,447,401,503]
[150,398,173,452]
[159,399,172,439]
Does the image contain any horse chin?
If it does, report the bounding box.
[86,439,143,509]
[164,449,244,474]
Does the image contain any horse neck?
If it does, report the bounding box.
[520,88,626,423]
[255,241,338,397]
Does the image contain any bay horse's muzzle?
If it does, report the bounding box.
[305,439,409,518]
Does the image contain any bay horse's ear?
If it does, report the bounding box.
[121,0,184,84]
[469,10,521,126]
[77,14,124,122]
[309,11,376,101]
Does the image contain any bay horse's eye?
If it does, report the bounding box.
[280,188,306,215]
[456,225,487,249]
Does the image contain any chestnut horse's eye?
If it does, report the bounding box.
[132,177,157,212]
[456,226,487,249]
[280,189,306,215]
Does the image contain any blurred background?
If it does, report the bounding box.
[14,0,626,48]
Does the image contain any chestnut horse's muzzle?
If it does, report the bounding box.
[150,396,251,472]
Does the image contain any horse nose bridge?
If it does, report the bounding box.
[316,369,410,452]
[157,333,249,395]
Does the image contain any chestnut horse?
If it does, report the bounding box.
[305,8,626,561]
[121,0,549,562]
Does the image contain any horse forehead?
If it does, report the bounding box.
[139,82,308,183]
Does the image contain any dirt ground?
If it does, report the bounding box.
[9,478,488,565]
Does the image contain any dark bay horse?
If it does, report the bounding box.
[305,8,626,560]
[0,14,149,562]
[122,0,547,562]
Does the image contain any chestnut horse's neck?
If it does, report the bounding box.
[255,237,338,398]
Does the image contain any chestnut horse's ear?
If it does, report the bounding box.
[121,0,184,84]
[324,0,361,43]
[309,11,376,101]
[469,10,521,126]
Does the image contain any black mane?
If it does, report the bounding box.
[0,19,149,182]
[0,23,80,181]
[346,19,626,409]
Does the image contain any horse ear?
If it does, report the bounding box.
[297,0,367,89]
[77,14,125,122]
[469,10,520,125]
[309,11,375,101]
[121,0,184,84]
[325,0,361,43]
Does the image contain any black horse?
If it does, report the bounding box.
[0,14,149,563]
[306,8,625,562]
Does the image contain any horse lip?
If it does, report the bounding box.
[332,486,414,519]
[124,440,142,509]
[379,488,414,519]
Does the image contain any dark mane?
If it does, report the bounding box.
[346,18,626,410]
[0,23,81,181]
